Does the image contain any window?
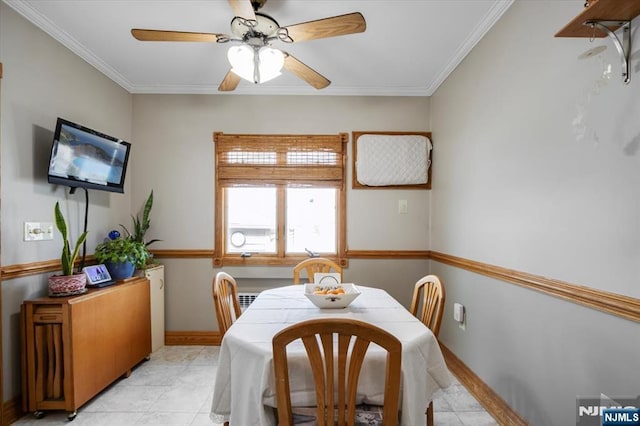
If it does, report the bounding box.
[214,132,347,266]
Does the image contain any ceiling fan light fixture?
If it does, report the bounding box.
[228,45,284,84]
[257,46,284,83]
[228,45,255,82]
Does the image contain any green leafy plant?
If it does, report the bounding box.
[54,201,88,276]
[120,190,161,246]
[94,237,150,269]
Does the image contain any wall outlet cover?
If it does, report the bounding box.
[453,302,465,323]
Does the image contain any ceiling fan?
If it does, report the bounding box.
[131,0,366,91]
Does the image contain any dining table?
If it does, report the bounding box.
[210,284,452,426]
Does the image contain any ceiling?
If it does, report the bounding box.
[5,0,514,96]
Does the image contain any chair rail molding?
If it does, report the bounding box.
[429,251,640,323]
[5,250,638,323]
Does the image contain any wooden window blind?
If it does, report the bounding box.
[215,133,348,187]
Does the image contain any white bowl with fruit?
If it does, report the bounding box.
[304,283,361,309]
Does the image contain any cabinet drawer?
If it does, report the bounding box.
[33,306,63,323]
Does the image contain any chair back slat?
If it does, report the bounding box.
[302,334,329,424]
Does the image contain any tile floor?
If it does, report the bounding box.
[14,345,498,425]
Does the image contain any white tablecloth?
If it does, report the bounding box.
[210,285,452,425]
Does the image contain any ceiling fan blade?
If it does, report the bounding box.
[219,70,241,91]
[280,12,366,43]
[283,53,330,90]
[131,29,228,43]
[228,0,256,22]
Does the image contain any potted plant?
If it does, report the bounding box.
[94,236,150,280]
[49,201,89,296]
[120,190,161,266]
[120,190,161,246]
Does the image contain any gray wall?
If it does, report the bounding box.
[131,94,431,252]
[430,1,640,424]
[130,94,432,331]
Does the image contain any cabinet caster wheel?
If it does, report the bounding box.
[67,411,77,421]
[32,411,45,419]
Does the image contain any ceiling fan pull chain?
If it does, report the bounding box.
[253,46,261,84]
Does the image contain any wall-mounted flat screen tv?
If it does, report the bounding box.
[47,118,131,193]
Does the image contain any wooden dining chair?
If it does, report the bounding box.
[409,274,446,338]
[292,257,343,284]
[273,318,402,426]
[409,274,445,426]
[212,271,242,337]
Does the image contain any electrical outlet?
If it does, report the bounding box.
[454,302,465,330]
[24,222,54,241]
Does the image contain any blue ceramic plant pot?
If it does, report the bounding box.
[105,261,135,281]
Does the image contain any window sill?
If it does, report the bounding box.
[214,256,346,267]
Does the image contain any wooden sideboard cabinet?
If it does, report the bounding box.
[21,277,151,419]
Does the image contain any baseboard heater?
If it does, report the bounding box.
[238,292,260,312]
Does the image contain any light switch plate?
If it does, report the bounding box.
[398,199,408,214]
[24,222,54,241]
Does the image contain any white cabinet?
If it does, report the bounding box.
[145,264,165,352]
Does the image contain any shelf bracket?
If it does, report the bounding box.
[583,20,631,84]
